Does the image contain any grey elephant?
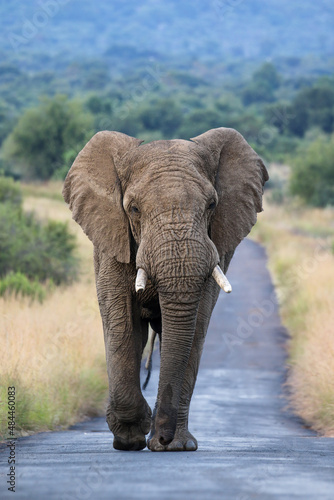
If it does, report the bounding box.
[63,127,268,452]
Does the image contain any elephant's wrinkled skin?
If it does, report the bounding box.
[63,127,268,451]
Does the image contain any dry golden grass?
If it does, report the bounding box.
[21,181,64,201]
[0,184,108,438]
[251,197,334,435]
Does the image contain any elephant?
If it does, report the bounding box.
[62,127,268,452]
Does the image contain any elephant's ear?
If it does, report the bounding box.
[191,127,268,257]
[62,131,142,263]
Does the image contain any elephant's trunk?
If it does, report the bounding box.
[146,235,215,445]
[137,225,220,445]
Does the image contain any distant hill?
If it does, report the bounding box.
[1,0,334,73]
[1,1,334,182]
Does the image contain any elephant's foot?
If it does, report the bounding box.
[107,403,152,451]
[167,429,198,451]
[113,422,147,451]
[147,429,198,452]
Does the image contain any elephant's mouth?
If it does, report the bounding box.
[135,265,232,294]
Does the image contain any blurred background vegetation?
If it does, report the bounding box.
[1,0,334,199]
[0,0,333,437]
[0,1,334,204]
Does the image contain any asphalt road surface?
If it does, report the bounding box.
[1,239,333,499]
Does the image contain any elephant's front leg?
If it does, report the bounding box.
[147,332,202,452]
[96,258,151,451]
[146,290,206,452]
[164,280,220,451]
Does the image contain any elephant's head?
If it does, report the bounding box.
[63,128,268,446]
[63,128,267,282]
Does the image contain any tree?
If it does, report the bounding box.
[138,99,183,138]
[290,134,334,206]
[0,100,17,146]
[288,86,334,137]
[3,95,93,180]
[86,95,112,115]
[178,109,222,138]
[242,63,281,105]
[253,62,281,90]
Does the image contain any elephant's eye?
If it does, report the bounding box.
[131,205,140,215]
[208,200,216,210]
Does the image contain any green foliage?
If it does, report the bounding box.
[0,176,79,300]
[264,102,291,134]
[242,63,281,105]
[168,72,208,88]
[83,65,110,91]
[137,99,183,138]
[41,220,78,283]
[0,175,22,206]
[0,363,108,436]
[86,95,112,115]
[0,100,17,146]
[0,204,78,285]
[3,96,93,180]
[253,63,281,90]
[287,85,334,137]
[290,134,334,206]
[0,6,333,208]
[0,272,46,302]
[178,109,222,138]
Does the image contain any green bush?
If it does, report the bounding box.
[0,175,22,206]
[0,272,46,302]
[290,134,334,206]
[0,204,78,285]
[0,176,79,300]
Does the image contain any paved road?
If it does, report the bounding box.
[1,239,333,499]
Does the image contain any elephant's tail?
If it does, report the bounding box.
[142,329,157,390]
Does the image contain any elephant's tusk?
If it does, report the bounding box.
[212,265,232,293]
[135,268,148,292]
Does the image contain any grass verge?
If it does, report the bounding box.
[0,184,108,439]
[251,197,334,435]
[20,181,64,202]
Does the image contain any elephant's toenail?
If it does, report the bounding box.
[185,440,197,451]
